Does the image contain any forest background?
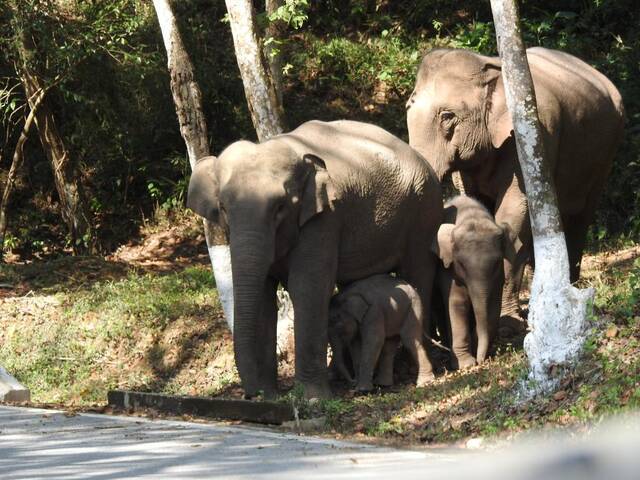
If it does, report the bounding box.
[0,0,638,257]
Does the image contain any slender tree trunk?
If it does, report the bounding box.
[225,0,285,141]
[152,0,235,329]
[265,0,284,108]
[0,88,44,256]
[225,0,293,358]
[16,30,93,252]
[490,0,594,393]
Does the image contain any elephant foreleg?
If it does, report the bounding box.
[287,221,339,399]
[448,281,476,370]
[356,309,386,392]
[257,277,279,399]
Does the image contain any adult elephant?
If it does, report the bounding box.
[406,47,625,326]
[187,120,443,399]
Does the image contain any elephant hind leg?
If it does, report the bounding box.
[564,178,608,282]
[373,338,399,386]
[399,299,435,386]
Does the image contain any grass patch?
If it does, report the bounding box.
[0,264,237,405]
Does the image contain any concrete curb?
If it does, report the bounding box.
[108,390,295,424]
[0,365,30,402]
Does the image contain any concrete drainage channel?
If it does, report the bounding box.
[107,390,296,425]
[0,366,30,403]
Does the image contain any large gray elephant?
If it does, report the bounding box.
[187,120,442,399]
[407,47,625,325]
[328,274,432,392]
[432,196,517,369]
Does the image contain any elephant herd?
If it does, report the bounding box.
[187,47,625,399]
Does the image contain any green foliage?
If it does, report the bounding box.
[594,258,640,318]
[268,0,310,30]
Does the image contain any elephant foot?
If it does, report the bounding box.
[373,372,394,387]
[416,371,435,387]
[451,354,477,371]
[301,380,333,400]
[356,381,374,393]
[498,314,528,338]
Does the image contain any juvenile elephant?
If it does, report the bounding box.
[432,196,517,369]
[328,274,432,392]
[187,120,442,399]
[407,47,625,326]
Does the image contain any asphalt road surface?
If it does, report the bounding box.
[1,405,639,479]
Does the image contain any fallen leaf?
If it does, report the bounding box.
[553,390,567,401]
[605,325,619,338]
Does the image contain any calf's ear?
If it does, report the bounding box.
[343,294,370,324]
[431,223,455,268]
[187,156,220,223]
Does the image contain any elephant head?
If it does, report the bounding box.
[432,219,517,362]
[187,140,337,396]
[406,48,513,181]
[328,294,368,384]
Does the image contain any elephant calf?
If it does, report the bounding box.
[328,274,433,392]
[432,196,518,369]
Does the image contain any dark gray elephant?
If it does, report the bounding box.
[432,196,517,369]
[407,47,625,326]
[187,120,442,399]
[328,274,432,392]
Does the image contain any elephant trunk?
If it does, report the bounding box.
[408,107,450,182]
[330,335,355,384]
[468,282,500,364]
[229,229,274,398]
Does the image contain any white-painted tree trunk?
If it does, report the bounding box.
[153,0,235,330]
[225,0,294,357]
[490,0,594,393]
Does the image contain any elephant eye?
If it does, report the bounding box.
[439,110,455,122]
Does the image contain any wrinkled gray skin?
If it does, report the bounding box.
[432,196,516,369]
[407,47,625,326]
[328,275,433,392]
[187,120,442,399]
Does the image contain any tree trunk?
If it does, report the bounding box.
[224,0,285,141]
[490,0,594,393]
[225,0,293,359]
[0,88,45,257]
[265,0,284,108]
[152,0,235,329]
[17,31,93,253]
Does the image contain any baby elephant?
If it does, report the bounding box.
[328,274,434,392]
[432,196,519,369]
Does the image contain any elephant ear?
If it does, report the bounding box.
[299,153,337,227]
[187,156,220,223]
[500,222,523,264]
[431,223,456,268]
[482,59,513,149]
[343,294,370,325]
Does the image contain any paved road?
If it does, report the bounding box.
[1,405,639,479]
[0,406,465,479]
